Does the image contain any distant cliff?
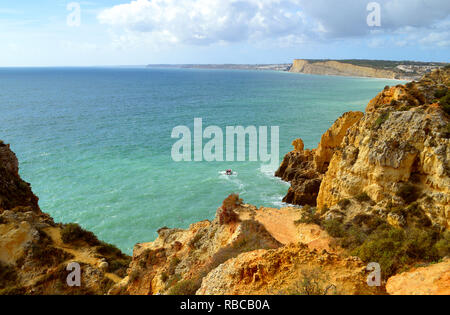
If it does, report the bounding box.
[290,59,398,79]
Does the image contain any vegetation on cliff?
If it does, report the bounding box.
[275,67,449,291]
[0,142,130,295]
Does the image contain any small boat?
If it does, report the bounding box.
[220,169,238,176]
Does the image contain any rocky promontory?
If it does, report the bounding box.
[289,59,448,80]
[290,59,398,79]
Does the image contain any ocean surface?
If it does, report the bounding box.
[0,67,401,254]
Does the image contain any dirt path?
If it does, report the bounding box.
[240,207,337,253]
[43,227,122,283]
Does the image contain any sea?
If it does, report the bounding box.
[0,67,402,254]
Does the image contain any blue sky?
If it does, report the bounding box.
[1,0,449,66]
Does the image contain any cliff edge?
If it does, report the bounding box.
[0,142,130,295]
[290,59,399,79]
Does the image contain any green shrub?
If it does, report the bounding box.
[30,243,73,266]
[396,183,419,204]
[434,231,450,257]
[0,263,17,288]
[434,88,448,99]
[337,199,351,210]
[322,220,345,238]
[108,259,130,277]
[439,93,450,115]
[295,206,321,225]
[285,268,336,296]
[352,228,405,277]
[352,226,443,278]
[167,277,202,295]
[0,286,26,295]
[168,256,181,276]
[339,225,367,249]
[404,229,439,260]
[161,272,169,283]
[354,192,372,203]
[97,242,122,256]
[442,123,450,138]
[61,223,100,246]
[373,112,390,129]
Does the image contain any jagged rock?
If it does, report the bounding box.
[317,70,450,228]
[0,141,130,295]
[197,244,380,295]
[115,205,283,295]
[0,143,40,213]
[275,111,364,207]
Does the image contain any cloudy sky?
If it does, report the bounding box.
[1,0,449,66]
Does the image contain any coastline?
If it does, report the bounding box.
[1,67,449,295]
[285,70,412,82]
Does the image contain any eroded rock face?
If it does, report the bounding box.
[275,112,364,206]
[277,68,449,229]
[197,243,380,295]
[114,204,383,295]
[386,259,450,295]
[317,71,450,229]
[113,205,283,295]
[290,59,397,79]
[0,141,129,295]
[0,142,40,213]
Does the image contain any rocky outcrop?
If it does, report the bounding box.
[111,204,283,295]
[0,142,130,295]
[277,68,449,230]
[197,244,380,295]
[290,59,397,79]
[0,142,40,213]
[317,69,450,229]
[275,111,364,206]
[386,259,450,295]
[112,203,382,295]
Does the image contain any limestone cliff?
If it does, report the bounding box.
[290,59,398,79]
[0,142,130,295]
[112,204,380,295]
[278,68,450,230]
[275,111,364,206]
[317,70,450,229]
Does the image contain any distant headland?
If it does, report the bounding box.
[147,59,449,80]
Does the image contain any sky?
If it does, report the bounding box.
[0,0,449,66]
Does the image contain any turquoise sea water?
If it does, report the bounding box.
[0,67,401,254]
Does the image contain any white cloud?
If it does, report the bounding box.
[97,0,450,48]
[98,0,310,45]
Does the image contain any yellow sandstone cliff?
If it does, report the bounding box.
[278,68,450,230]
[0,141,130,295]
[290,59,398,79]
